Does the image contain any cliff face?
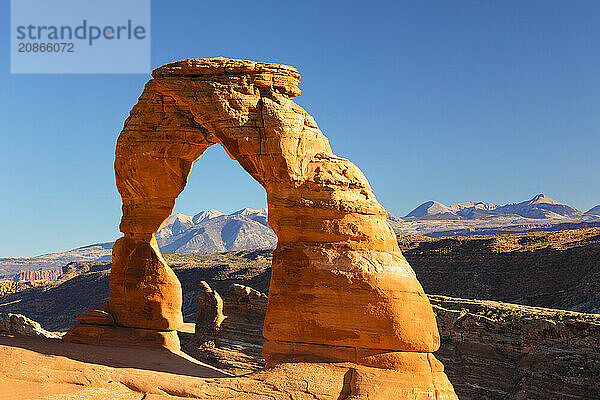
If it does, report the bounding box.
[431,296,600,400]
[401,228,600,313]
[13,269,61,282]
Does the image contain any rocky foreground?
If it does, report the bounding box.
[1,291,598,399]
[177,281,600,399]
[1,333,364,400]
[1,229,599,399]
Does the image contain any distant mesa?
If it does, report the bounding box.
[13,269,62,282]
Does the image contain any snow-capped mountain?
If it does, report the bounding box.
[449,202,499,219]
[3,196,598,279]
[405,201,458,220]
[403,194,582,221]
[492,194,582,219]
[388,194,598,237]
[0,208,276,279]
[155,208,275,254]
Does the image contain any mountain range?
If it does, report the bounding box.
[0,208,276,279]
[402,194,587,220]
[1,195,598,279]
[389,194,600,237]
[154,208,276,253]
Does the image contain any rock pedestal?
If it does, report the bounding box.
[64,57,457,398]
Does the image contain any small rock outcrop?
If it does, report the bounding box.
[227,284,268,315]
[190,282,268,373]
[195,281,225,338]
[65,57,457,398]
[0,313,61,339]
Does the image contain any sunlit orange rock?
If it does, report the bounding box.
[65,57,457,398]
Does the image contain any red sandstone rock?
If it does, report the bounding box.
[75,310,114,326]
[108,236,183,331]
[63,324,180,352]
[65,57,457,398]
[195,281,225,338]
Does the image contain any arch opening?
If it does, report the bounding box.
[170,144,267,218]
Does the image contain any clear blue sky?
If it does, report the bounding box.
[1,1,599,257]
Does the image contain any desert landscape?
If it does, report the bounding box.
[3,194,598,281]
[1,56,599,399]
[2,228,600,398]
[3,2,600,398]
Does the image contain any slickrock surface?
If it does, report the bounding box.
[0,334,448,400]
[66,57,456,397]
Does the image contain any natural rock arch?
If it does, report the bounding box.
[65,58,457,398]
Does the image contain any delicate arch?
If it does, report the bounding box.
[65,58,457,398]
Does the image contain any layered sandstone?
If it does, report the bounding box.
[64,57,456,397]
[432,296,600,399]
[13,269,61,282]
[186,282,268,374]
[183,280,600,399]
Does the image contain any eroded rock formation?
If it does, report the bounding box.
[195,281,225,339]
[187,282,268,374]
[13,269,62,282]
[64,57,457,398]
[185,284,600,399]
[0,313,61,339]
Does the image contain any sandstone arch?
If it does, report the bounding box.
[65,58,457,398]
